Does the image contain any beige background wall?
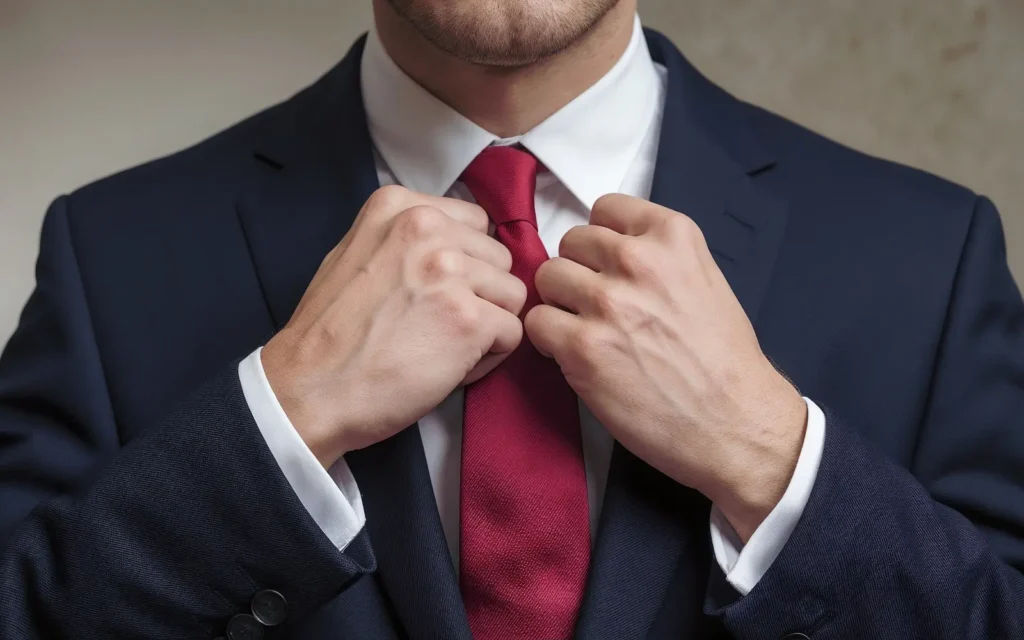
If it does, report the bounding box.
[1,0,1022,343]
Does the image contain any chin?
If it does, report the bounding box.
[387,0,620,66]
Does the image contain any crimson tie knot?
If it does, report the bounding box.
[461,146,540,227]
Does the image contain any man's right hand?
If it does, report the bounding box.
[261,185,525,468]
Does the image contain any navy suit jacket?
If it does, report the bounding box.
[1,30,1023,639]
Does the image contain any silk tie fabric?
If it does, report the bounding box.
[459,146,590,639]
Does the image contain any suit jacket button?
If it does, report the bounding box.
[226,613,264,640]
[251,589,288,626]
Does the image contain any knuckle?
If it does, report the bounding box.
[507,275,529,314]
[534,258,553,287]
[468,204,491,232]
[442,294,481,335]
[593,192,626,216]
[557,226,581,258]
[569,326,604,362]
[395,205,445,242]
[495,242,514,272]
[421,248,464,279]
[670,214,703,245]
[318,245,338,269]
[366,184,409,213]
[513,276,529,308]
[614,239,652,277]
[522,304,544,334]
[590,286,620,318]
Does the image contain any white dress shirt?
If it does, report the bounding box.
[237,15,826,596]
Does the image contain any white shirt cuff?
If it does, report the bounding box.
[238,347,366,550]
[709,397,826,595]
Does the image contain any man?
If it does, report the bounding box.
[1,0,1022,637]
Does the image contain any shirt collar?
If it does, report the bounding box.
[361,15,661,209]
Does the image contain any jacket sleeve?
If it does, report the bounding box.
[0,198,374,639]
[707,196,1024,639]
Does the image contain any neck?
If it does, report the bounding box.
[373,1,637,138]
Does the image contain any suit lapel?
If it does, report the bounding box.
[577,31,789,639]
[235,36,471,640]
[346,430,472,640]
[576,448,709,640]
[645,29,789,324]
[236,39,378,330]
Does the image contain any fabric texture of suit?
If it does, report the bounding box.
[1,30,1023,639]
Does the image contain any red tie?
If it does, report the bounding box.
[459,146,590,639]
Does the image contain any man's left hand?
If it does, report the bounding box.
[525,194,808,541]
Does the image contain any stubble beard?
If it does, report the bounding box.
[385,0,620,67]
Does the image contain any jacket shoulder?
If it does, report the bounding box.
[65,92,301,220]
[741,100,979,224]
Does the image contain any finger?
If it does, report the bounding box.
[463,302,523,384]
[462,352,508,385]
[590,193,670,237]
[448,221,514,271]
[394,193,488,234]
[558,224,624,272]
[369,185,491,233]
[482,300,524,356]
[524,303,584,360]
[426,196,490,234]
[388,205,511,271]
[535,257,601,314]
[465,258,528,316]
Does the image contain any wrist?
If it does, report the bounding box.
[709,372,807,542]
[261,334,352,469]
